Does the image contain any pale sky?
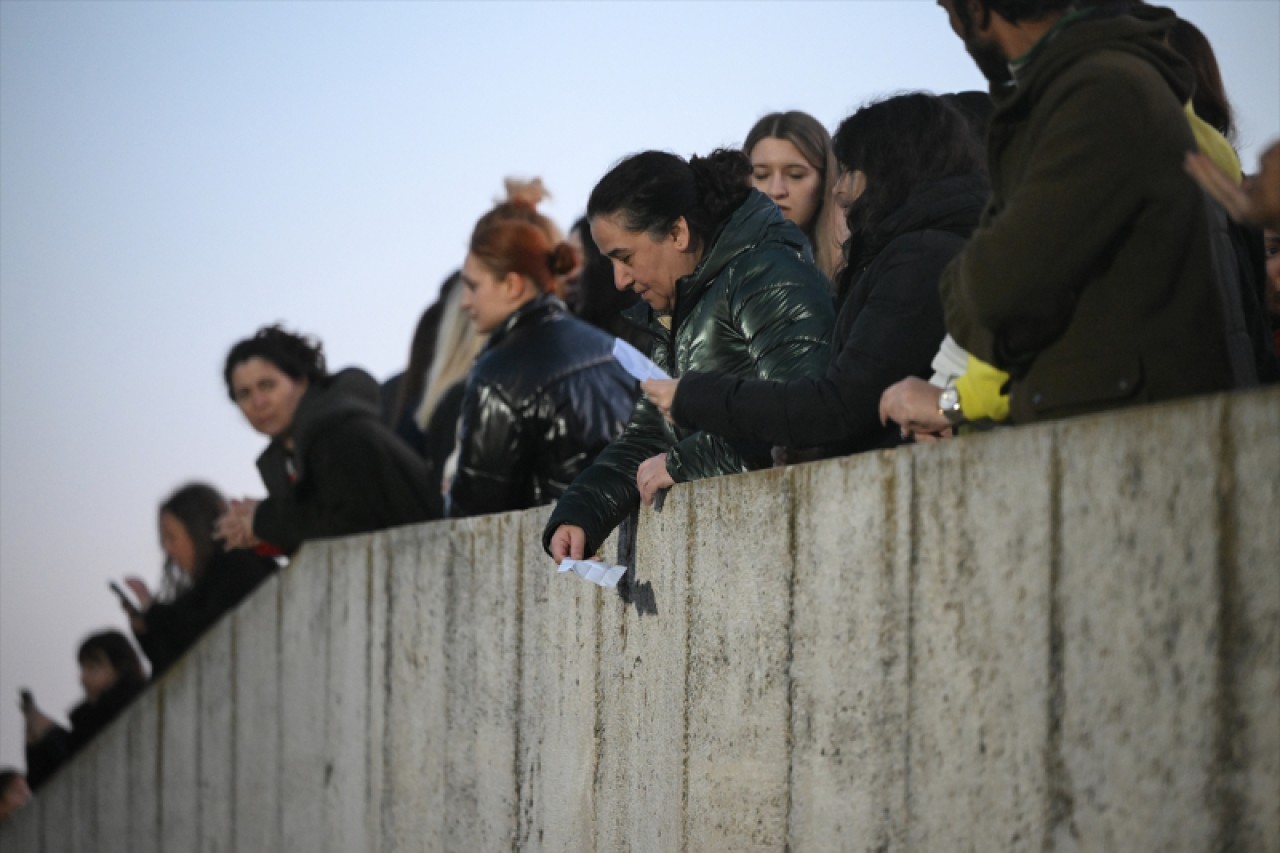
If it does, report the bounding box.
[1,0,1276,771]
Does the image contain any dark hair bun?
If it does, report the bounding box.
[688,148,752,223]
[547,242,578,278]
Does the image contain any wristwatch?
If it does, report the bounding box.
[938,385,965,426]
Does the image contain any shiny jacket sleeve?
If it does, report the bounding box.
[666,251,834,479]
[671,232,953,452]
[542,393,668,558]
[447,378,526,518]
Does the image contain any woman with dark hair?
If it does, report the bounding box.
[216,325,436,554]
[119,483,277,676]
[446,217,637,518]
[22,631,147,790]
[744,111,842,281]
[543,149,834,562]
[641,93,988,459]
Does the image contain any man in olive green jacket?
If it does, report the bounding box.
[936,0,1232,424]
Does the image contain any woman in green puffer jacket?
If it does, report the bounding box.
[544,149,834,562]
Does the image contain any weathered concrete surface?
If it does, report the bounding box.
[3,388,1277,853]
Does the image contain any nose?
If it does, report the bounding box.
[612,261,634,292]
[767,173,787,199]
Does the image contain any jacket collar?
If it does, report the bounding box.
[485,293,565,351]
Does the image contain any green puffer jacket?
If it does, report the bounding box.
[543,189,834,557]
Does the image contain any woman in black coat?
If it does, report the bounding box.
[23,631,146,790]
[216,325,437,555]
[122,483,276,677]
[642,93,988,458]
[445,217,637,518]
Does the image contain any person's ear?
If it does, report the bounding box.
[501,270,529,301]
[670,216,692,252]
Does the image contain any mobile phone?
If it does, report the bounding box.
[109,580,140,615]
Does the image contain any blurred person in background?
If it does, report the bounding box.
[22,631,146,791]
[122,483,277,677]
[216,325,435,554]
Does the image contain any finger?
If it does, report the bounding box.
[570,529,585,561]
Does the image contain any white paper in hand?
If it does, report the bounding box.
[558,559,627,589]
[612,338,670,382]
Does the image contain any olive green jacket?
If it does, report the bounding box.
[544,190,833,556]
[941,10,1233,423]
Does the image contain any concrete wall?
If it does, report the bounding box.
[3,388,1277,852]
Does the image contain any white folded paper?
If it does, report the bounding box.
[612,338,670,382]
[557,559,627,589]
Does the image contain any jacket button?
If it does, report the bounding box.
[1117,379,1129,392]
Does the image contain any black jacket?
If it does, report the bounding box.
[672,175,988,456]
[446,295,638,518]
[25,677,145,791]
[253,368,436,553]
[543,190,835,557]
[136,548,277,677]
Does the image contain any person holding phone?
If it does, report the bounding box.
[22,631,146,790]
[120,483,277,677]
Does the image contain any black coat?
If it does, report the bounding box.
[446,295,638,518]
[671,175,988,456]
[136,548,277,677]
[253,368,436,553]
[543,190,835,557]
[25,677,145,791]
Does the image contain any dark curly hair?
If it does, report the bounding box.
[587,149,752,252]
[953,0,1074,29]
[223,325,327,402]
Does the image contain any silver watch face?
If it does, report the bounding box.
[939,388,959,412]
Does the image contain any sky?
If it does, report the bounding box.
[1,0,1277,771]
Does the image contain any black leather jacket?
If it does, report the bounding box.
[543,189,834,556]
[446,295,637,518]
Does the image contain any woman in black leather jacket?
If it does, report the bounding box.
[543,149,835,562]
[444,218,637,518]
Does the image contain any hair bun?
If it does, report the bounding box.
[547,242,579,278]
[503,176,551,209]
[688,148,752,223]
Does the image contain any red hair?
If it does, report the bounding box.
[469,220,576,294]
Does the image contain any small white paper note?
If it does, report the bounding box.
[558,559,627,589]
[612,338,670,382]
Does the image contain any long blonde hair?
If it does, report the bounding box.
[415,281,487,430]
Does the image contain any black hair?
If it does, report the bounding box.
[832,92,985,294]
[159,482,227,581]
[940,91,995,140]
[586,149,752,252]
[955,0,1074,29]
[223,325,327,401]
[77,630,147,689]
[1167,17,1235,142]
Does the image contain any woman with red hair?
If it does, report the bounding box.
[445,216,637,518]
